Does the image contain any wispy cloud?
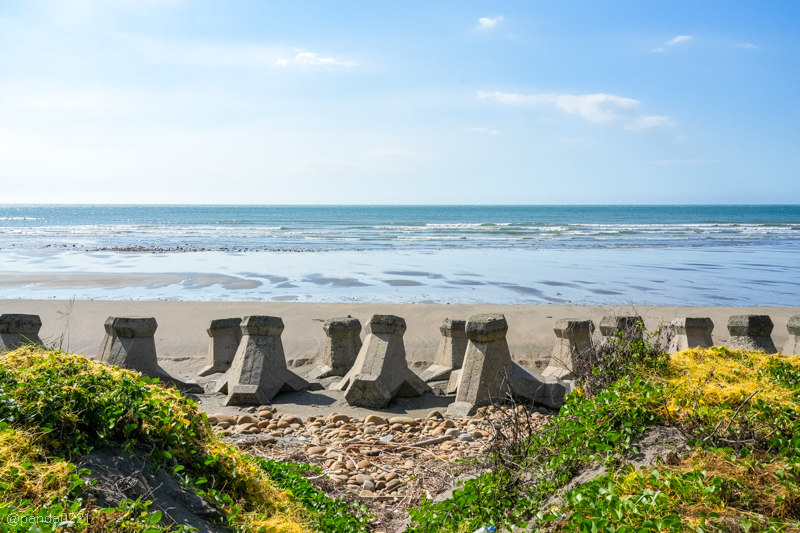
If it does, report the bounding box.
[478,16,503,29]
[652,35,693,52]
[479,91,674,131]
[274,52,356,68]
[469,127,500,135]
[735,42,759,49]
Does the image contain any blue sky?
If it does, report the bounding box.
[1,0,798,204]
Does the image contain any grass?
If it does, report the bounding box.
[407,343,800,533]
[0,346,370,533]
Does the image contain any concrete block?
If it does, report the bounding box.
[784,316,800,356]
[446,314,513,418]
[446,314,571,417]
[419,318,467,382]
[727,315,777,353]
[446,368,462,395]
[97,316,201,392]
[542,319,594,379]
[599,315,644,341]
[198,318,242,376]
[333,314,431,408]
[0,314,43,352]
[308,316,362,380]
[668,317,714,353]
[509,362,572,409]
[214,316,309,406]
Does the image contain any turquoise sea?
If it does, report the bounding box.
[0,205,798,305]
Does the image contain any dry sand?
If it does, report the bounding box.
[2,298,797,373]
[3,299,797,419]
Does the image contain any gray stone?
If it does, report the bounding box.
[599,315,644,341]
[214,316,310,406]
[419,319,468,382]
[784,316,800,356]
[668,317,714,353]
[727,315,777,353]
[198,318,242,376]
[0,314,43,352]
[542,319,594,379]
[308,316,362,380]
[332,314,431,408]
[97,316,201,392]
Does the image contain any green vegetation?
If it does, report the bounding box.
[408,340,800,533]
[0,346,370,533]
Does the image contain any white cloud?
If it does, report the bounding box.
[652,35,693,52]
[293,52,356,67]
[275,58,288,66]
[478,91,674,131]
[469,127,500,135]
[478,16,503,29]
[736,42,759,49]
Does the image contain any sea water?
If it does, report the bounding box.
[0,205,798,305]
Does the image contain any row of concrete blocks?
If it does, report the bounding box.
[0,313,203,391]
[544,314,800,378]
[201,313,568,415]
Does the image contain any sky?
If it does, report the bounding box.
[0,0,799,204]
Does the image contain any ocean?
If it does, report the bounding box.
[1,205,798,305]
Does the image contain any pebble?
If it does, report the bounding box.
[210,402,550,498]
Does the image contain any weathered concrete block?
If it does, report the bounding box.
[668,317,714,353]
[446,314,513,417]
[0,314,43,352]
[542,319,594,379]
[198,318,242,376]
[599,315,644,341]
[419,319,468,382]
[446,368,462,395]
[332,315,430,408]
[509,362,572,410]
[727,315,777,353]
[447,314,570,417]
[308,316,362,380]
[784,316,800,356]
[97,316,201,392]
[214,316,309,406]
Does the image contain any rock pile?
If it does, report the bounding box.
[207,405,552,499]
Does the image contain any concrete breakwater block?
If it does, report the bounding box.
[599,315,644,341]
[0,314,43,352]
[198,318,242,377]
[308,316,363,380]
[727,315,777,354]
[214,316,309,406]
[542,319,594,379]
[446,314,569,417]
[97,316,201,392]
[784,316,800,356]
[668,317,714,353]
[419,319,468,382]
[332,315,430,408]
